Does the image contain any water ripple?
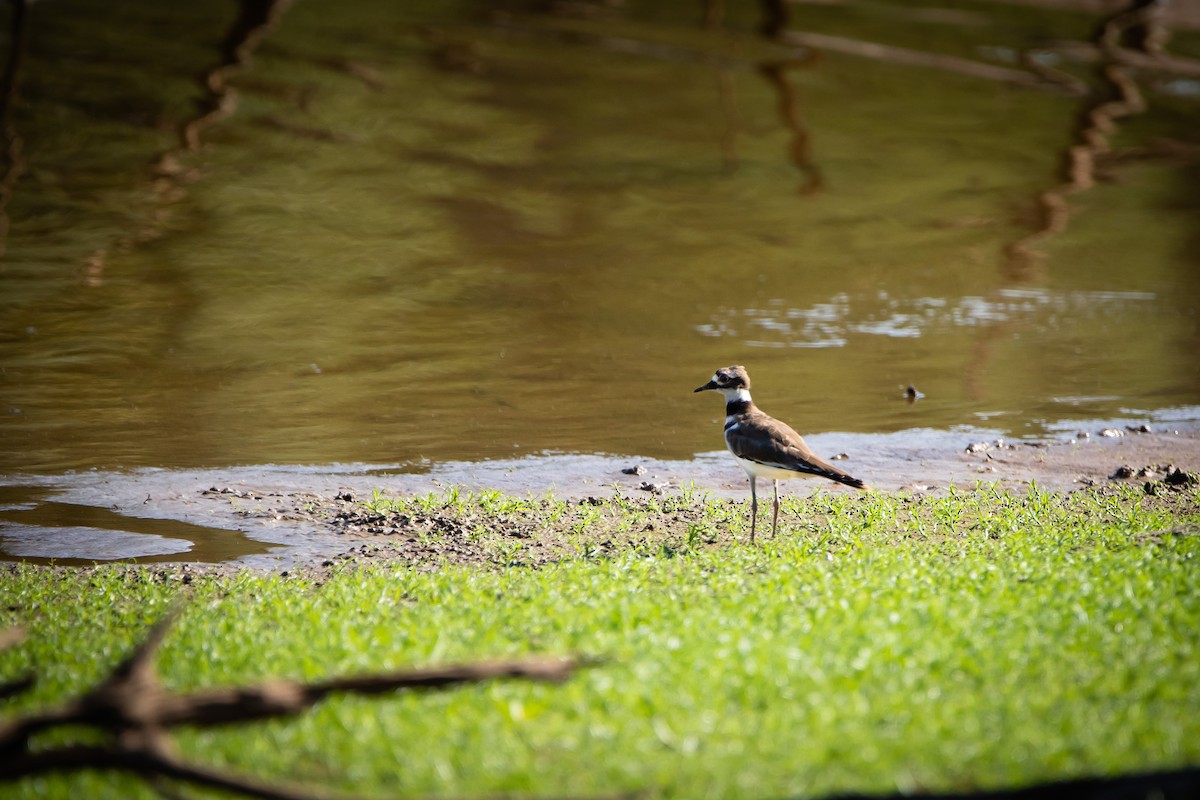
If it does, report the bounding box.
[699,289,1158,348]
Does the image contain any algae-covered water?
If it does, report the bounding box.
[2,0,1199,475]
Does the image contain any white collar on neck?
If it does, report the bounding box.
[719,387,752,404]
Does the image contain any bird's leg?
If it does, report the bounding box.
[748,476,758,544]
[771,480,780,538]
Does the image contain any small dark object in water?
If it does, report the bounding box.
[621,465,646,476]
[830,453,850,461]
[904,385,924,403]
[1126,423,1153,433]
[1111,465,1135,479]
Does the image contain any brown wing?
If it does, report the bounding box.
[728,410,869,490]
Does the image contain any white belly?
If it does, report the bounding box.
[732,454,808,481]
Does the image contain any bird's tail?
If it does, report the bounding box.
[824,469,870,492]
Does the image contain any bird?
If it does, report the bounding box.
[694,365,869,542]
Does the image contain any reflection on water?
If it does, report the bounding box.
[700,288,1160,348]
[0,0,1197,475]
[756,56,824,195]
[1003,3,1159,278]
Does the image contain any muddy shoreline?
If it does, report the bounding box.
[1,422,1198,573]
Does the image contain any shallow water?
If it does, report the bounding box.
[1,0,1198,483]
[0,484,277,564]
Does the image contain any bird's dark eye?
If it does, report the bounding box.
[717,373,729,384]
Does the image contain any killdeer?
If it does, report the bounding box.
[695,365,869,542]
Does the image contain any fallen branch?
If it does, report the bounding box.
[0,612,592,799]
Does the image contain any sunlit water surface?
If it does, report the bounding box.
[1,0,1198,477]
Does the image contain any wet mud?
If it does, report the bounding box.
[2,422,1197,573]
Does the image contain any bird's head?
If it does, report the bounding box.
[694,365,752,401]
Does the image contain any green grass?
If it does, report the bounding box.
[2,485,1199,799]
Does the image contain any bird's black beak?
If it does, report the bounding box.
[694,380,718,393]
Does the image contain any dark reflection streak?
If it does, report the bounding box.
[1095,0,1171,56]
[968,3,1163,402]
[758,58,824,195]
[0,0,29,261]
[77,0,295,289]
[702,4,823,187]
[1004,6,1158,280]
[182,0,294,151]
[758,0,789,39]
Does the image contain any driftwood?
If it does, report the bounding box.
[0,611,590,800]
